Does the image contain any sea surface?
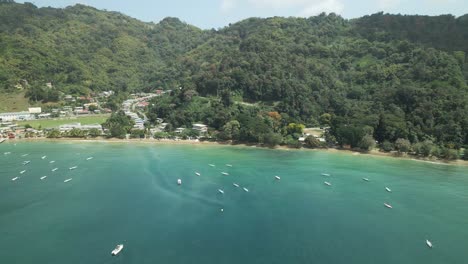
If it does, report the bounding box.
[1,141,467,264]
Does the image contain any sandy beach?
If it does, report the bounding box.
[7,137,468,166]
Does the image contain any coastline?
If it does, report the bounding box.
[6,137,468,166]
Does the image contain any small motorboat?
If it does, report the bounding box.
[195,172,201,176]
[11,177,19,181]
[208,164,215,167]
[111,244,124,256]
[384,203,393,209]
[4,152,11,155]
[218,189,224,194]
[243,187,249,192]
[220,208,224,212]
[20,170,26,174]
[177,179,182,185]
[52,168,58,172]
[324,181,332,186]
[275,176,281,180]
[41,156,47,159]
[21,154,29,157]
[22,161,31,165]
[233,183,239,187]
[385,187,392,192]
[363,178,370,182]
[226,164,233,167]
[426,239,433,248]
[221,172,229,176]
[86,157,93,160]
[69,166,77,170]
[40,176,47,180]
[49,160,55,164]
[64,178,72,183]
[321,173,330,176]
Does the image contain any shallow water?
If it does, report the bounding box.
[1,142,467,264]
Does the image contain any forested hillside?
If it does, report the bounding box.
[1,1,467,150]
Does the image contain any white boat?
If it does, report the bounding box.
[324,181,332,186]
[218,189,224,194]
[40,176,47,180]
[384,203,393,209]
[363,178,370,182]
[111,244,124,256]
[385,187,392,192]
[233,183,239,187]
[177,179,182,185]
[195,172,201,176]
[243,187,249,192]
[20,170,26,174]
[52,168,58,172]
[208,164,215,167]
[11,177,19,181]
[221,172,229,176]
[426,239,433,248]
[49,160,55,163]
[41,156,47,159]
[21,154,29,157]
[22,160,30,165]
[226,164,233,167]
[4,152,11,155]
[275,176,281,180]
[321,173,330,176]
[64,178,73,183]
[69,166,77,170]
[86,157,93,160]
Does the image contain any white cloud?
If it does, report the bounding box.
[220,0,236,12]
[378,0,401,10]
[299,0,345,16]
[247,0,344,16]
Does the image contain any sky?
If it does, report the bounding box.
[17,0,468,29]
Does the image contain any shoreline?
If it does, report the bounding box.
[6,137,468,166]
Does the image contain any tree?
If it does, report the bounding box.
[319,113,332,126]
[47,129,61,138]
[305,135,321,148]
[380,141,394,152]
[261,132,283,147]
[221,120,240,140]
[287,123,305,135]
[394,138,411,153]
[88,105,98,112]
[359,134,376,151]
[102,111,135,138]
[88,128,101,137]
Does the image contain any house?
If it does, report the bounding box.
[192,124,208,134]
[175,127,185,134]
[59,123,102,132]
[28,107,42,114]
[0,112,33,121]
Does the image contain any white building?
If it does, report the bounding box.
[0,112,33,121]
[28,107,42,114]
[59,123,102,132]
[192,124,208,134]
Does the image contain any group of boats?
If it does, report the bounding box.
[7,152,94,183]
[178,163,260,194]
[321,172,433,248]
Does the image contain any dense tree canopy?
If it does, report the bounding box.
[1,2,468,151]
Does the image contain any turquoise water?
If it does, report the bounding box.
[1,142,467,264]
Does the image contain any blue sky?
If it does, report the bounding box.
[18,0,468,29]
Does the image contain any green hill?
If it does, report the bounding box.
[0,1,467,149]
